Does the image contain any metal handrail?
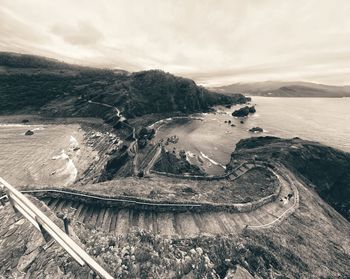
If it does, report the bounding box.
[0,177,113,279]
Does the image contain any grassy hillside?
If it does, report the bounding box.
[0,52,247,119]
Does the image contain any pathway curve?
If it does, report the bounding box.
[0,164,300,237]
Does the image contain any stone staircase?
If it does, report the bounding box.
[41,170,296,238]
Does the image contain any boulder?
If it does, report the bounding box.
[249,127,263,133]
[24,130,34,136]
[249,105,256,113]
[232,105,256,117]
[232,106,250,117]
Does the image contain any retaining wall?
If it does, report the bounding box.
[23,177,281,214]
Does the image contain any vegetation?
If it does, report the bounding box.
[77,226,286,279]
[0,52,247,119]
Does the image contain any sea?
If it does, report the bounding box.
[153,97,350,175]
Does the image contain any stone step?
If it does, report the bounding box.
[82,206,94,224]
[129,209,140,230]
[214,213,231,234]
[88,207,100,227]
[96,207,107,228]
[74,204,85,218]
[218,213,238,233]
[152,212,159,234]
[115,209,129,235]
[55,200,66,212]
[109,209,118,232]
[230,214,245,228]
[157,212,176,236]
[198,213,224,235]
[176,212,200,237]
[101,208,113,232]
[47,198,58,208]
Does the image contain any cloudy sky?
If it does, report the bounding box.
[1,0,350,86]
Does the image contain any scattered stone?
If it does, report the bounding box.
[22,119,29,123]
[24,130,34,136]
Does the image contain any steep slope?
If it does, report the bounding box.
[213,81,350,97]
[229,136,350,221]
[1,160,350,278]
[0,52,247,119]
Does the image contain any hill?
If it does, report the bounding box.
[212,81,350,97]
[0,52,247,120]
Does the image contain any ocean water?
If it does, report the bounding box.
[153,97,350,175]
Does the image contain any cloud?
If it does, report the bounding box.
[0,0,350,86]
[51,21,104,46]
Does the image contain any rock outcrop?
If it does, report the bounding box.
[232,106,256,117]
[154,148,205,175]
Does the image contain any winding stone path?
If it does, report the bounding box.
[32,166,299,237]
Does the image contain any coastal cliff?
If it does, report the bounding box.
[228,136,350,221]
[0,52,247,120]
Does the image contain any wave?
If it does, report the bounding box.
[69,135,79,150]
[0,124,29,127]
[52,149,78,185]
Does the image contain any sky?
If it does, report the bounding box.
[1,0,350,86]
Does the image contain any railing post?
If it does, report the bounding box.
[6,192,20,220]
[63,215,70,235]
[35,216,52,243]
